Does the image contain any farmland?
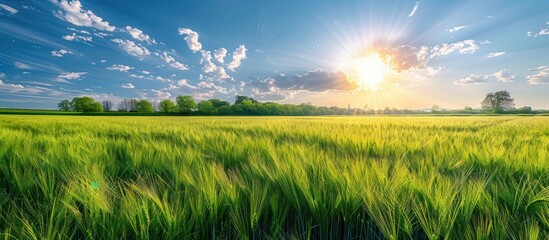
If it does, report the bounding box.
[0,115,548,239]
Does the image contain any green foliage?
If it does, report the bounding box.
[57,100,71,111]
[67,97,104,112]
[158,99,176,113]
[481,90,515,113]
[135,99,154,113]
[176,95,197,114]
[197,100,216,115]
[0,116,548,239]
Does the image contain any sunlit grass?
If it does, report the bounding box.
[0,115,548,239]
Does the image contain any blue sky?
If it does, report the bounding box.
[0,0,548,109]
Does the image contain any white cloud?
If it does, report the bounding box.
[178,28,202,52]
[538,28,549,36]
[407,1,419,17]
[107,64,133,72]
[155,76,171,82]
[430,39,479,57]
[0,80,24,91]
[14,61,31,69]
[0,3,18,14]
[56,72,87,83]
[176,79,197,89]
[227,45,247,71]
[111,39,150,59]
[487,52,505,58]
[100,59,107,63]
[160,51,188,70]
[141,70,150,75]
[151,89,171,99]
[214,48,227,63]
[527,66,549,85]
[197,81,228,93]
[480,40,492,45]
[120,83,135,89]
[456,69,515,85]
[446,25,468,33]
[130,74,145,79]
[93,32,110,38]
[63,33,92,42]
[454,74,489,85]
[52,0,115,31]
[200,50,217,73]
[492,69,515,82]
[125,26,156,44]
[51,49,74,57]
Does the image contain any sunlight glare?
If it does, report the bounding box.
[352,54,391,90]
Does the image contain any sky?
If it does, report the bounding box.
[0,0,548,110]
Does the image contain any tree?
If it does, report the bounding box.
[235,95,258,105]
[481,90,515,113]
[58,100,71,111]
[176,95,197,114]
[197,100,216,115]
[118,99,138,112]
[136,99,154,113]
[102,100,113,112]
[158,99,176,113]
[71,96,104,112]
[208,98,230,108]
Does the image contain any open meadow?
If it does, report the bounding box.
[0,115,548,239]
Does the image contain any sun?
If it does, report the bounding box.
[349,54,392,90]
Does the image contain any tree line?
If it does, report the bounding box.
[57,90,544,115]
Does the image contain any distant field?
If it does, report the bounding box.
[0,115,548,239]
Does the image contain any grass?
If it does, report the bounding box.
[0,115,548,239]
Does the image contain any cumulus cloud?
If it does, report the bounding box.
[527,66,549,85]
[178,28,202,52]
[125,26,156,44]
[431,40,479,57]
[0,3,18,14]
[492,69,515,82]
[379,45,430,72]
[446,25,468,33]
[52,0,115,31]
[0,80,24,91]
[200,50,217,73]
[14,61,32,69]
[213,48,227,63]
[150,89,171,99]
[63,33,92,42]
[407,1,419,17]
[155,76,171,82]
[227,45,247,71]
[176,79,197,89]
[51,49,73,57]
[197,81,229,93]
[107,64,133,72]
[160,51,188,70]
[455,69,516,85]
[111,39,150,59]
[454,74,489,85]
[120,83,134,89]
[56,72,87,83]
[487,52,505,58]
[255,70,357,92]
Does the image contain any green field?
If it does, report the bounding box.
[0,115,548,239]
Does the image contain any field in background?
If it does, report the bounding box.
[0,115,548,239]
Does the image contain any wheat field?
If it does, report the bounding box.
[0,115,548,239]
